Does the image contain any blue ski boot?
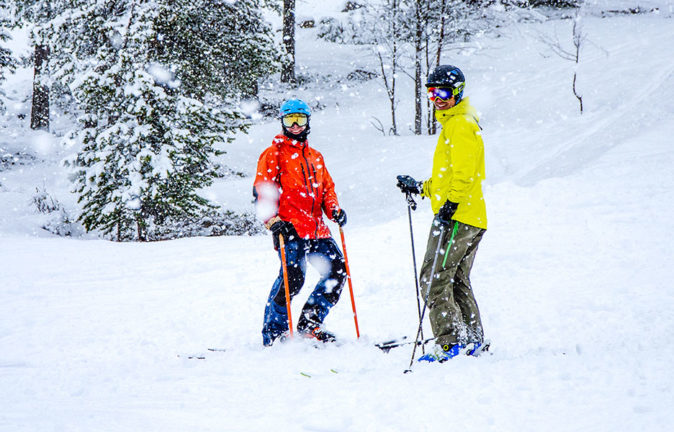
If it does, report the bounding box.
[418,343,465,363]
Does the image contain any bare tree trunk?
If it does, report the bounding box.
[540,4,585,114]
[429,0,448,135]
[31,44,49,131]
[425,36,432,134]
[372,0,401,135]
[281,0,296,84]
[572,18,584,114]
[137,220,145,242]
[377,48,398,136]
[573,70,583,113]
[413,0,423,135]
[390,0,399,135]
[434,0,446,69]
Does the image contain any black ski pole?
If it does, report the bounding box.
[405,191,424,354]
[404,222,446,374]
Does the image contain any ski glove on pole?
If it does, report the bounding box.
[269,219,298,250]
[437,200,459,225]
[332,209,347,227]
[396,175,423,195]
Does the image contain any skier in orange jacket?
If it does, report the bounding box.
[254,99,347,346]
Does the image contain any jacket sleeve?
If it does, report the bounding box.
[321,164,340,219]
[253,146,282,224]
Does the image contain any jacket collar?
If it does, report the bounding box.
[273,133,308,149]
[434,97,479,124]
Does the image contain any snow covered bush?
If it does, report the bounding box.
[0,151,37,171]
[32,186,82,237]
[527,0,580,7]
[149,210,265,241]
[42,211,82,237]
[316,17,345,43]
[316,10,373,45]
[32,186,61,214]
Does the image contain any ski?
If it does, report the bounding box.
[375,336,408,352]
[376,337,492,356]
[375,336,436,353]
[177,354,206,360]
[300,369,339,378]
[466,339,491,357]
[178,347,227,360]
[178,341,486,359]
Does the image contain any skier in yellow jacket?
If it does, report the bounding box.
[397,65,488,362]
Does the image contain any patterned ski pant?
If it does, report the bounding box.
[262,237,346,346]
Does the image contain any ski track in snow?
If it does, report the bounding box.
[1,5,674,432]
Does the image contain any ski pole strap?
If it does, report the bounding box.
[405,192,417,211]
[441,222,459,268]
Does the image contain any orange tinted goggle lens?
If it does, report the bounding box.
[427,87,453,101]
[282,113,308,127]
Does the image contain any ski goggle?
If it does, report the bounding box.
[282,113,309,127]
[427,87,455,102]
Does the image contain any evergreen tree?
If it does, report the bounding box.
[0,0,17,111]
[65,1,259,241]
[150,0,278,101]
[72,56,239,241]
[17,0,278,240]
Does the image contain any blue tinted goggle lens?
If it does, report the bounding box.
[427,87,453,101]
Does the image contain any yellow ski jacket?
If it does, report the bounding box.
[421,97,487,230]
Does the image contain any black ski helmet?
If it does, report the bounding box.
[426,65,466,103]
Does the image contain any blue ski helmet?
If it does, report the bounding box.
[279,98,311,118]
[279,98,311,141]
[426,65,466,103]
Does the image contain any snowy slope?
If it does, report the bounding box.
[2,3,674,432]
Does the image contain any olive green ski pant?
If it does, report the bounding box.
[419,219,486,348]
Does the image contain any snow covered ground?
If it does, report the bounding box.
[2,2,674,431]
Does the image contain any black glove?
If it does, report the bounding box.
[332,209,347,227]
[270,220,298,249]
[437,200,459,225]
[396,175,422,195]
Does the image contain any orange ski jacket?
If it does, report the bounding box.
[254,134,341,240]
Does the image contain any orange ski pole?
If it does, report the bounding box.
[278,234,294,338]
[339,226,360,338]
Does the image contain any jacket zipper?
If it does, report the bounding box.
[301,146,319,238]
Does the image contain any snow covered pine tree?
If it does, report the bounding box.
[40,0,278,241]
